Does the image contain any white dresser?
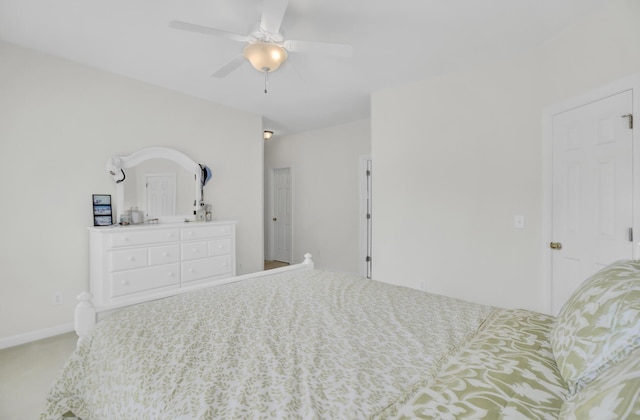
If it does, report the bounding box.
[88,221,236,306]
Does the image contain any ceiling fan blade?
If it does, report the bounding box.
[211,55,246,78]
[284,40,353,58]
[169,20,248,43]
[284,57,306,83]
[260,0,288,34]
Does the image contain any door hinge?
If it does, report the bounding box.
[366,169,371,176]
[366,213,371,219]
[622,114,633,129]
[630,227,634,242]
[366,256,371,262]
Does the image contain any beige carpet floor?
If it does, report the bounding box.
[0,331,77,420]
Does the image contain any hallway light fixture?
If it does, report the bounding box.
[263,130,274,140]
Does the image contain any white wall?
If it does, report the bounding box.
[0,41,264,346]
[264,120,371,274]
[371,0,640,313]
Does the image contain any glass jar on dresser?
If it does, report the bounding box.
[88,221,236,306]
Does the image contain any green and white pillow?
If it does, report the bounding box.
[550,260,640,394]
[559,347,640,419]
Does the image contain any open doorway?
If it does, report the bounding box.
[266,166,292,266]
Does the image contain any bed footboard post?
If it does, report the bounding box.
[75,292,96,344]
[303,253,314,269]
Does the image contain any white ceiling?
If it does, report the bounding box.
[0,0,612,136]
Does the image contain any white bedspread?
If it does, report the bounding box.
[42,269,494,419]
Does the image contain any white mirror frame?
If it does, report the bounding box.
[106,147,202,223]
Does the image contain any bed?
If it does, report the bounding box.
[41,257,640,419]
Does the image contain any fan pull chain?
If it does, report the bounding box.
[263,70,269,94]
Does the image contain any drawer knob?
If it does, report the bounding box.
[123,237,130,242]
[128,256,134,262]
[193,248,199,253]
[168,272,174,277]
[189,268,195,273]
[218,244,223,249]
[121,280,129,286]
[162,252,169,257]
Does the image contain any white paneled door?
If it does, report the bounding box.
[145,173,177,219]
[551,90,634,314]
[273,167,292,263]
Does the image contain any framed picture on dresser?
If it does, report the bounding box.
[92,194,113,226]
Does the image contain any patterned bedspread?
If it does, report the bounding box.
[41,269,566,419]
[387,309,568,419]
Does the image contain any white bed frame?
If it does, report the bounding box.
[75,253,314,344]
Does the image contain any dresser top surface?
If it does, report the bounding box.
[88,221,237,232]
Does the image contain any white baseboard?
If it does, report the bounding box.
[0,323,75,350]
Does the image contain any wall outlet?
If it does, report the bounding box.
[52,291,63,305]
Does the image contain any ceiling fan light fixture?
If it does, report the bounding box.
[243,42,287,73]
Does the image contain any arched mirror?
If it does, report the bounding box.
[106,147,204,224]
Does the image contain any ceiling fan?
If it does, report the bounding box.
[169,0,353,81]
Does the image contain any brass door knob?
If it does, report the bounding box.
[550,242,563,250]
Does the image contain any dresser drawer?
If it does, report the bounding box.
[110,263,180,298]
[109,248,148,271]
[181,242,209,261]
[89,222,236,306]
[209,238,232,256]
[149,244,180,266]
[181,225,233,241]
[108,229,180,248]
[182,255,232,284]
